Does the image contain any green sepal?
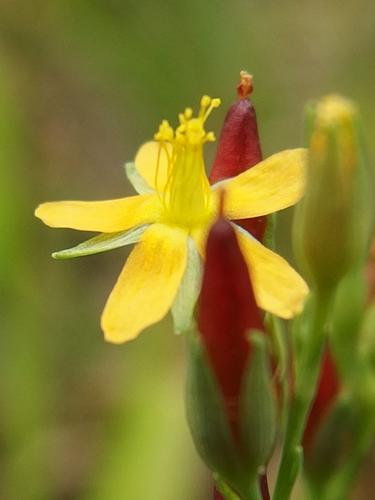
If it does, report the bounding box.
[172,238,201,334]
[240,331,277,473]
[52,224,148,259]
[124,162,154,194]
[186,331,246,494]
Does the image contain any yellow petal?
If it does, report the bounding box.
[35,194,161,233]
[235,226,309,318]
[135,141,172,192]
[191,223,308,318]
[101,223,188,343]
[216,149,307,219]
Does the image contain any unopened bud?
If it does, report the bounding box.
[294,94,373,290]
[210,72,266,241]
[186,212,276,495]
[210,72,262,183]
[197,216,263,439]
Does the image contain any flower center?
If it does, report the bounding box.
[154,96,221,228]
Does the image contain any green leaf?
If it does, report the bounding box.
[52,225,148,259]
[124,162,154,194]
[172,237,201,334]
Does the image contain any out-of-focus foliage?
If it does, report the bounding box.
[0,1,374,498]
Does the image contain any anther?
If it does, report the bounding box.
[154,120,174,142]
[184,108,193,118]
[200,95,211,108]
[205,131,216,142]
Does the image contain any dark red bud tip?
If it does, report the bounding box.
[210,73,266,240]
[237,70,254,99]
[210,99,262,184]
[198,217,263,437]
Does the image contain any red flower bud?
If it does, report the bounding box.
[198,215,264,440]
[210,71,266,241]
[303,347,340,448]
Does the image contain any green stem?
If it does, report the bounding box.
[273,292,332,500]
[243,480,263,500]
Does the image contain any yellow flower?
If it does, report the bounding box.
[35,96,308,343]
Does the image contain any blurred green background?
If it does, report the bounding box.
[1,1,374,499]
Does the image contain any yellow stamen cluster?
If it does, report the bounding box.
[154,96,221,147]
[153,96,221,228]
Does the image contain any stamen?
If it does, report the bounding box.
[154,120,174,142]
[205,131,216,142]
[199,95,221,123]
[184,107,193,119]
[152,95,221,227]
[155,143,163,202]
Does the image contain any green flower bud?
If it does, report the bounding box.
[294,95,373,291]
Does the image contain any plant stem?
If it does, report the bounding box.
[273,293,332,500]
[243,480,263,500]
